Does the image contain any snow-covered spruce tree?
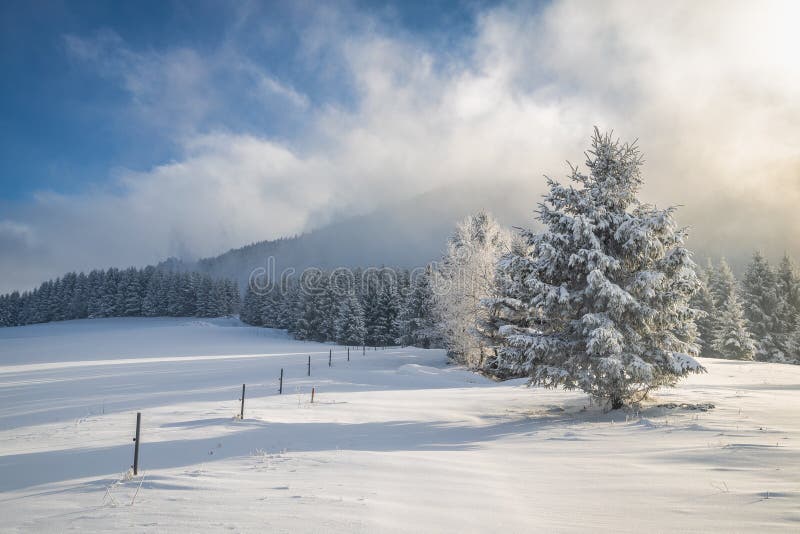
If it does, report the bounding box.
[240,285,260,325]
[712,292,756,360]
[395,265,439,348]
[741,252,781,361]
[776,254,800,363]
[708,258,737,308]
[374,277,400,346]
[335,292,367,346]
[362,271,383,346]
[690,260,718,357]
[141,271,163,317]
[433,211,511,368]
[487,129,704,409]
[479,233,535,377]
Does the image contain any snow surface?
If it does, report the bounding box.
[1,318,799,532]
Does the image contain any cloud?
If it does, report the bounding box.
[3,0,799,293]
[0,220,37,251]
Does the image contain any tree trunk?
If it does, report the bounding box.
[610,396,624,410]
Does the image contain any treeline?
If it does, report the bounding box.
[240,267,439,348]
[693,253,800,363]
[0,267,240,327]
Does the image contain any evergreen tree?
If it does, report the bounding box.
[211,278,230,316]
[775,254,800,363]
[277,279,300,330]
[99,269,119,317]
[741,252,781,361]
[196,275,214,317]
[335,292,367,346]
[319,276,339,342]
[362,272,383,346]
[86,270,104,318]
[486,129,703,408]
[708,258,736,308]
[141,271,163,317]
[395,265,439,348]
[68,272,89,319]
[293,271,327,341]
[240,285,260,325]
[712,293,756,360]
[691,260,718,357]
[122,268,143,316]
[374,277,400,346]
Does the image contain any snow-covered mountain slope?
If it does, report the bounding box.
[1,318,798,532]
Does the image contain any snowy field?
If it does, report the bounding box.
[0,318,799,532]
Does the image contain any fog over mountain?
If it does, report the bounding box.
[168,178,540,288]
[184,173,767,291]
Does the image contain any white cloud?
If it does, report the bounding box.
[3,0,800,292]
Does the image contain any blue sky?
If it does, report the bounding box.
[1,0,502,200]
[1,0,798,293]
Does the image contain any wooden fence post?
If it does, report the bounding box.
[240,384,246,419]
[307,355,311,376]
[279,368,283,394]
[132,412,141,475]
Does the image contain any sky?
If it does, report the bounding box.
[1,0,799,293]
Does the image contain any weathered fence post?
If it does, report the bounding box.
[329,349,332,367]
[363,345,365,355]
[307,355,311,376]
[347,347,350,361]
[132,412,141,475]
[240,384,246,419]
[311,387,315,403]
[279,368,283,394]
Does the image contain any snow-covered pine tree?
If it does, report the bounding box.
[280,279,303,332]
[211,279,227,316]
[478,233,534,377]
[122,268,142,316]
[433,211,510,368]
[165,272,182,316]
[741,252,781,361]
[179,272,197,317]
[194,275,212,317]
[318,275,339,342]
[99,269,119,317]
[775,254,800,363]
[334,292,367,346]
[712,292,756,360]
[395,265,439,348]
[690,260,718,357]
[362,271,383,346]
[0,294,10,326]
[114,269,129,316]
[240,284,259,325]
[257,286,275,327]
[86,269,104,318]
[68,272,89,319]
[226,279,241,316]
[293,270,328,341]
[373,276,400,346]
[708,258,736,308]
[141,271,162,317]
[487,129,704,409]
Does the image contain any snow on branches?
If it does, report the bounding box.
[486,128,704,408]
